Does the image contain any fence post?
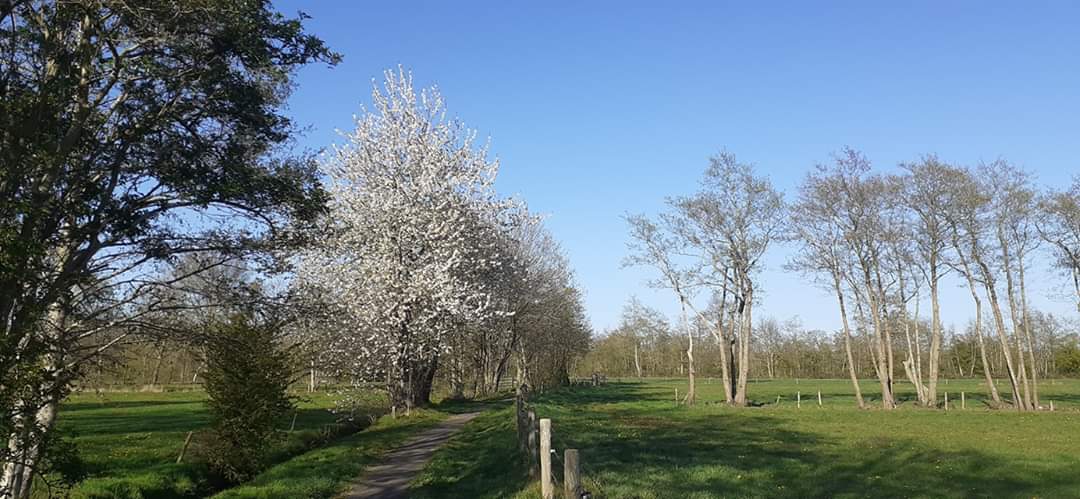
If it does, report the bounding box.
[797,391,801,409]
[540,418,553,499]
[528,409,539,477]
[176,431,194,464]
[961,391,966,410]
[817,390,822,407]
[944,392,949,411]
[564,449,581,499]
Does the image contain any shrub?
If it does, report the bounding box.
[202,314,295,484]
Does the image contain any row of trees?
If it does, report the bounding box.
[581,300,1080,381]
[621,148,1080,411]
[295,70,590,411]
[1,2,588,496]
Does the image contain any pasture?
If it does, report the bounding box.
[412,378,1080,498]
[39,388,407,499]
[39,379,1080,498]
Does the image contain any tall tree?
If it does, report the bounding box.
[299,69,521,410]
[789,152,870,408]
[682,153,784,406]
[0,2,336,496]
[628,151,783,407]
[625,214,699,405]
[942,171,1002,405]
[985,161,1041,409]
[900,156,957,407]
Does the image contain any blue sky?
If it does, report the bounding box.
[277,1,1079,334]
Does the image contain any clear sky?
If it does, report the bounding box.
[276,1,1080,334]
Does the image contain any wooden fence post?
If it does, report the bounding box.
[176,431,194,464]
[564,449,581,499]
[528,409,539,477]
[961,391,965,410]
[944,392,949,411]
[540,418,553,499]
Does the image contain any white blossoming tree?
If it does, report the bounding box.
[300,69,520,410]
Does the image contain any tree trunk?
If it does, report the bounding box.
[1,305,66,499]
[834,279,865,409]
[633,341,643,378]
[718,310,737,404]
[680,302,696,406]
[863,270,895,409]
[1018,264,1039,408]
[1000,239,1033,410]
[734,285,752,407]
[953,231,1001,404]
[927,269,942,407]
[979,262,1024,410]
[914,297,924,397]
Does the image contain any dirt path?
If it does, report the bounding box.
[339,412,481,499]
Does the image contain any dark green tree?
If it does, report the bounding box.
[203,314,295,484]
[0,1,337,495]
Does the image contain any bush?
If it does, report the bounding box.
[202,314,295,484]
[1056,343,1080,376]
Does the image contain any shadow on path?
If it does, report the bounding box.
[339,412,481,499]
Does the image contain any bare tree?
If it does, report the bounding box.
[1038,176,1080,313]
[625,214,699,405]
[942,172,1002,405]
[788,158,866,408]
[899,156,958,407]
[984,161,1042,409]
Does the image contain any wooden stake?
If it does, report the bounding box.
[540,418,553,499]
[289,411,298,432]
[817,390,822,407]
[797,391,801,409]
[176,431,194,464]
[527,410,539,477]
[944,392,949,411]
[564,449,581,499]
[675,388,679,406]
[776,395,781,405]
[1050,400,1055,411]
[961,392,965,410]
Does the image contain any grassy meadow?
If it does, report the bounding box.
[39,388,393,499]
[412,378,1080,499]
[37,378,1080,498]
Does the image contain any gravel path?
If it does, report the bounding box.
[339,412,481,499]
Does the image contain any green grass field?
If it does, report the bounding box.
[412,378,1080,499]
[41,379,1080,498]
[42,388,388,499]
